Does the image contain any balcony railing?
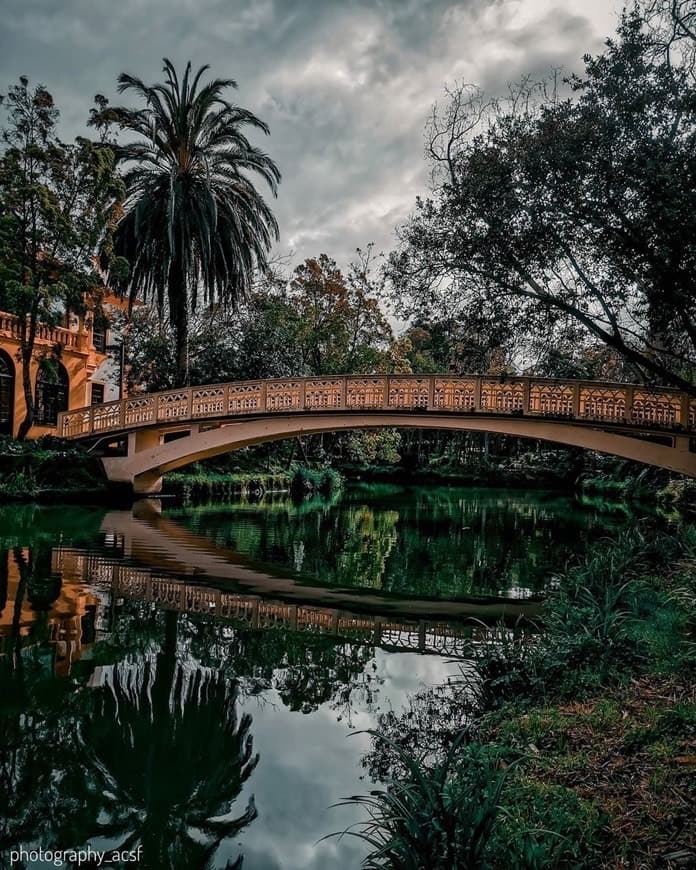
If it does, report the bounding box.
[0,311,86,351]
[57,374,696,439]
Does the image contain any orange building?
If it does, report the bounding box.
[0,548,102,676]
[0,293,127,438]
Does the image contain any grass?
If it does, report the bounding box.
[165,463,343,501]
[480,674,695,866]
[328,732,508,869]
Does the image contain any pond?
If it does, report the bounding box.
[0,485,655,869]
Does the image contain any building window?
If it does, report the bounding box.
[92,326,107,354]
[35,363,69,426]
[91,383,105,405]
[0,350,14,436]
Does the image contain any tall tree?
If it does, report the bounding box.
[389,6,696,394]
[0,78,123,437]
[102,59,281,386]
[291,252,392,376]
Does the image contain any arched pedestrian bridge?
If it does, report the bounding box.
[57,374,696,492]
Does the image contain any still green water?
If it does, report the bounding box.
[0,486,652,869]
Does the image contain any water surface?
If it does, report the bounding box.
[0,485,648,869]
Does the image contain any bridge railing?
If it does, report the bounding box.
[57,374,696,439]
[52,547,475,657]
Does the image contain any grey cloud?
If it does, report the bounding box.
[2,0,615,271]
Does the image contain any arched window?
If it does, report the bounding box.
[35,363,69,426]
[0,350,14,436]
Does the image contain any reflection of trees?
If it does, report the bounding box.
[188,616,378,715]
[361,678,476,783]
[0,504,106,550]
[0,648,82,852]
[188,500,400,591]
[1,604,260,869]
[334,507,399,590]
[77,656,258,868]
[178,486,625,598]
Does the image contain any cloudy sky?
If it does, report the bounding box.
[2,0,622,272]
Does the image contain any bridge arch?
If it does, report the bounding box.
[56,374,696,492]
[100,411,696,493]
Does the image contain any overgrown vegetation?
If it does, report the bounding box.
[347,526,696,867]
[164,462,342,502]
[0,435,108,500]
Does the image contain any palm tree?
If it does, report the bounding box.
[106,59,280,385]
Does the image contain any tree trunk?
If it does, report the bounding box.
[169,268,189,388]
[17,311,38,441]
[17,355,34,441]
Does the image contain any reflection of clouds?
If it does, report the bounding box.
[371,649,460,711]
[222,688,371,869]
[221,650,458,870]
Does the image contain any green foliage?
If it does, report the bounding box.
[0,435,107,499]
[124,251,394,395]
[290,465,343,497]
[329,732,507,870]
[290,250,392,375]
[390,9,696,391]
[0,77,124,436]
[343,429,402,465]
[493,779,605,869]
[470,527,696,709]
[620,702,696,755]
[342,731,605,868]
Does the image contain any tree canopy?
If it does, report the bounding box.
[101,59,281,385]
[388,5,696,393]
[0,78,123,436]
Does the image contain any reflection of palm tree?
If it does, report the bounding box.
[78,613,258,869]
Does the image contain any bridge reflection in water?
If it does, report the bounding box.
[53,548,482,659]
[39,501,537,664]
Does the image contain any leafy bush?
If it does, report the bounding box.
[0,436,107,498]
[469,528,695,708]
[329,732,507,869]
[290,465,343,496]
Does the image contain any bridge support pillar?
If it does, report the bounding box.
[128,428,162,454]
[132,471,164,495]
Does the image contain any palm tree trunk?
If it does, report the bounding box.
[169,269,189,387]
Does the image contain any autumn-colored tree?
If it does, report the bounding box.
[291,251,392,376]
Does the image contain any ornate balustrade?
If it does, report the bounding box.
[0,311,86,351]
[58,373,696,439]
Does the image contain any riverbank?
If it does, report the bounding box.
[163,464,342,501]
[1,435,694,516]
[0,436,111,503]
[344,458,696,512]
[353,526,696,868]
